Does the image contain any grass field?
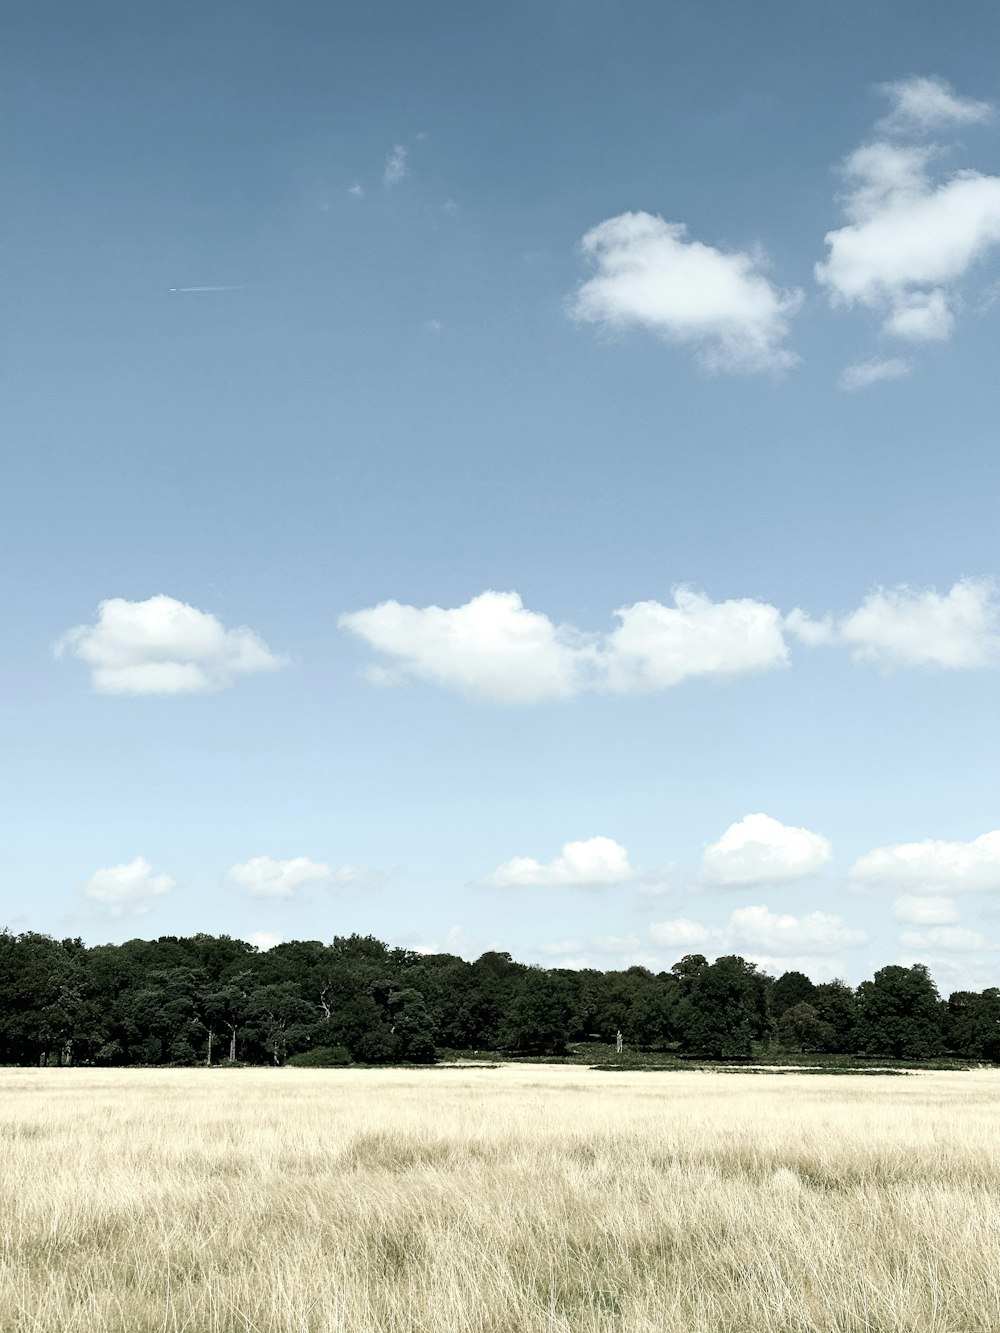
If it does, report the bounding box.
[1,1065,999,1332]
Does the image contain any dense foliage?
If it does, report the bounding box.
[0,929,996,1066]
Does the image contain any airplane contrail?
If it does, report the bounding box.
[168,285,247,293]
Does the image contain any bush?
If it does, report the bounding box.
[286,1046,352,1068]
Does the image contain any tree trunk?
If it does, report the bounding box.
[206,1029,213,1067]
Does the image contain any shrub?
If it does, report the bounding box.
[286,1046,352,1068]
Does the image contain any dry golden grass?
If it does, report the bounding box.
[1,1065,999,1332]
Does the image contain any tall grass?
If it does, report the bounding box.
[1,1065,998,1331]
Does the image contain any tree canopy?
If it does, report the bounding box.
[0,929,988,1067]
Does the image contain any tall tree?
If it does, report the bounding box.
[856,964,944,1059]
[676,955,770,1059]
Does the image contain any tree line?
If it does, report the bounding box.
[1,928,997,1067]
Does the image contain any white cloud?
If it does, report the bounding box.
[603,589,789,692]
[877,76,993,136]
[536,934,661,970]
[226,856,384,899]
[882,289,954,340]
[816,89,1000,341]
[383,144,409,186]
[649,904,866,959]
[347,183,364,199]
[536,939,584,958]
[789,579,1000,668]
[83,856,176,917]
[839,357,912,391]
[895,951,999,993]
[649,917,720,951]
[840,580,1000,667]
[340,588,789,704]
[589,933,644,956]
[483,836,635,889]
[339,591,590,703]
[408,924,495,960]
[700,813,832,887]
[342,581,1000,704]
[893,893,959,925]
[571,211,801,373]
[899,926,993,952]
[851,831,1000,895]
[247,932,284,951]
[635,868,678,899]
[56,595,286,695]
[728,903,867,954]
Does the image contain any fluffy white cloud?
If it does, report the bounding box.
[56,595,286,695]
[383,144,409,185]
[898,926,993,953]
[788,579,1000,668]
[839,580,1000,667]
[877,76,993,136]
[571,211,801,373]
[816,83,1000,341]
[483,836,635,888]
[649,904,866,959]
[226,856,384,899]
[83,856,176,917]
[851,831,1000,894]
[340,588,789,703]
[343,581,1000,703]
[893,893,959,925]
[700,814,832,887]
[339,591,589,703]
[839,357,912,391]
[603,590,789,692]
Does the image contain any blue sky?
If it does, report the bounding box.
[3,0,1000,991]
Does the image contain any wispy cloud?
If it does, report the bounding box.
[876,75,993,136]
[839,357,912,391]
[383,144,409,186]
[226,856,385,899]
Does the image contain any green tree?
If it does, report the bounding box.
[676,955,770,1059]
[856,964,944,1059]
[811,979,858,1053]
[501,969,569,1055]
[388,988,437,1062]
[771,970,817,1017]
[778,1002,836,1053]
[945,989,1000,1060]
[246,983,315,1065]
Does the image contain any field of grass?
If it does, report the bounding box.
[2,1065,999,1332]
